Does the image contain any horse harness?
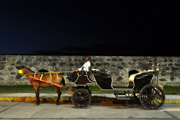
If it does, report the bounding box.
[33,72,60,84]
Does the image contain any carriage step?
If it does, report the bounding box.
[117,97,131,100]
[116,95,131,100]
[113,87,133,91]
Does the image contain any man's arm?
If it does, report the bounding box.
[78,67,83,71]
[77,61,91,72]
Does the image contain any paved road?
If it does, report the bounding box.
[0,101,180,120]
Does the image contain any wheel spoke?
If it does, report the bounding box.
[152,87,155,95]
[82,97,89,100]
[153,88,163,98]
[74,96,79,100]
[154,98,161,105]
[155,96,163,100]
[82,99,88,103]
[75,99,80,103]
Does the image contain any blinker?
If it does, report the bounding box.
[18,70,23,74]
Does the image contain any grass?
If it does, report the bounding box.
[163,86,180,95]
[0,85,180,95]
[0,85,113,94]
[0,85,66,93]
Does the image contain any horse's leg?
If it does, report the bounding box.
[54,86,62,105]
[32,85,40,105]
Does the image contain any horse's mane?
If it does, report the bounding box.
[21,66,49,73]
[22,66,35,73]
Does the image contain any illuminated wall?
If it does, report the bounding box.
[0,55,179,86]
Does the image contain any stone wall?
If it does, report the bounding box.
[0,55,180,86]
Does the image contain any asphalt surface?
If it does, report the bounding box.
[0,101,180,120]
[0,93,180,119]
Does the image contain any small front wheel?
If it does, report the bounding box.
[139,84,165,109]
[72,88,91,108]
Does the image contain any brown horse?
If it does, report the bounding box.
[16,66,65,105]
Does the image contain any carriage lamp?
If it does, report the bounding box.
[156,63,159,71]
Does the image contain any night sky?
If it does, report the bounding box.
[0,0,177,56]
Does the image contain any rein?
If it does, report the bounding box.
[18,70,76,76]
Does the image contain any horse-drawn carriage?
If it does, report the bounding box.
[16,64,165,109]
[70,65,165,109]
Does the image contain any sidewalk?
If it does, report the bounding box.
[0,93,180,104]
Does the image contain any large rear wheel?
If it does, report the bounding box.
[72,88,91,108]
[139,84,165,109]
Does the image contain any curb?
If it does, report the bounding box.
[165,99,180,104]
[0,97,70,103]
[0,96,180,104]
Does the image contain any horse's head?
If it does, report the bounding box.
[16,66,26,79]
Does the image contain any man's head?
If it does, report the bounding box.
[85,57,89,62]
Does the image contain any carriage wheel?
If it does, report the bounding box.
[72,88,91,108]
[139,84,165,109]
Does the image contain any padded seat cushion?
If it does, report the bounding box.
[129,70,148,82]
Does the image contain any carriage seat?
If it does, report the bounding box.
[128,70,148,82]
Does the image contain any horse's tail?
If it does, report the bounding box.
[61,77,65,86]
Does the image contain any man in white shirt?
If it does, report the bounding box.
[68,57,91,82]
[76,57,91,72]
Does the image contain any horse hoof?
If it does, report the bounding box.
[36,103,40,106]
[56,102,60,105]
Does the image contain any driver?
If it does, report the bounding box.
[76,57,91,72]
